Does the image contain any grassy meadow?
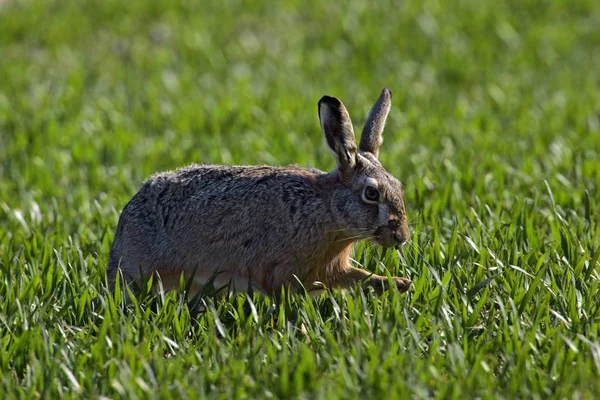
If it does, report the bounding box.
[1,0,600,398]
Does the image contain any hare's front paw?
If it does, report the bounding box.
[365,275,412,294]
[393,276,412,292]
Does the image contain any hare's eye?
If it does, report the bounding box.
[362,185,380,204]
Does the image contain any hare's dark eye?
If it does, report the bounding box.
[362,185,380,204]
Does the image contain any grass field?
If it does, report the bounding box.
[1,0,600,398]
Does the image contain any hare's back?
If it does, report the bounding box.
[126,164,323,240]
[114,164,325,272]
[149,164,321,207]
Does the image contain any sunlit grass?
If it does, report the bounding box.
[1,0,599,397]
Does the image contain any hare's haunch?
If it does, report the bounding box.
[108,88,412,297]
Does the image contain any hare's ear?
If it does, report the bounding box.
[318,95,357,177]
[359,87,392,158]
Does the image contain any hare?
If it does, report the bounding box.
[108,88,412,297]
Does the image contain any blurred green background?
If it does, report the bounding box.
[1,0,599,397]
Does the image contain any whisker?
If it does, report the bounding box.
[329,227,374,233]
[407,220,433,229]
[411,231,433,241]
[411,239,427,253]
[396,248,410,266]
[333,234,374,243]
[410,241,431,264]
[397,242,417,263]
[328,228,374,237]
[399,239,422,260]
[397,239,429,266]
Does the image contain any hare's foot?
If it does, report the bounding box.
[326,267,412,295]
[362,274,412,294]
[391,276,412,293]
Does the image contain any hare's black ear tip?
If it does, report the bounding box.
[318,95,342,108]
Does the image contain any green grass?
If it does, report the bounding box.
[1,0,600,398]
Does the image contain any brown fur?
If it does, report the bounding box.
[108,88,412,298]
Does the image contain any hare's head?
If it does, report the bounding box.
[319,88,409,248]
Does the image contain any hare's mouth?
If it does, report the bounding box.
[374,226,403,248]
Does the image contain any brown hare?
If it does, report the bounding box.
[108,88,412,297]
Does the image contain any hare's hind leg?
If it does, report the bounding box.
[106,258,126,293]
[326,266,412,295]
[106,255,149,297]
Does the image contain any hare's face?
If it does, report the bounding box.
[339,153,409,248]
[318,87,409,248]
